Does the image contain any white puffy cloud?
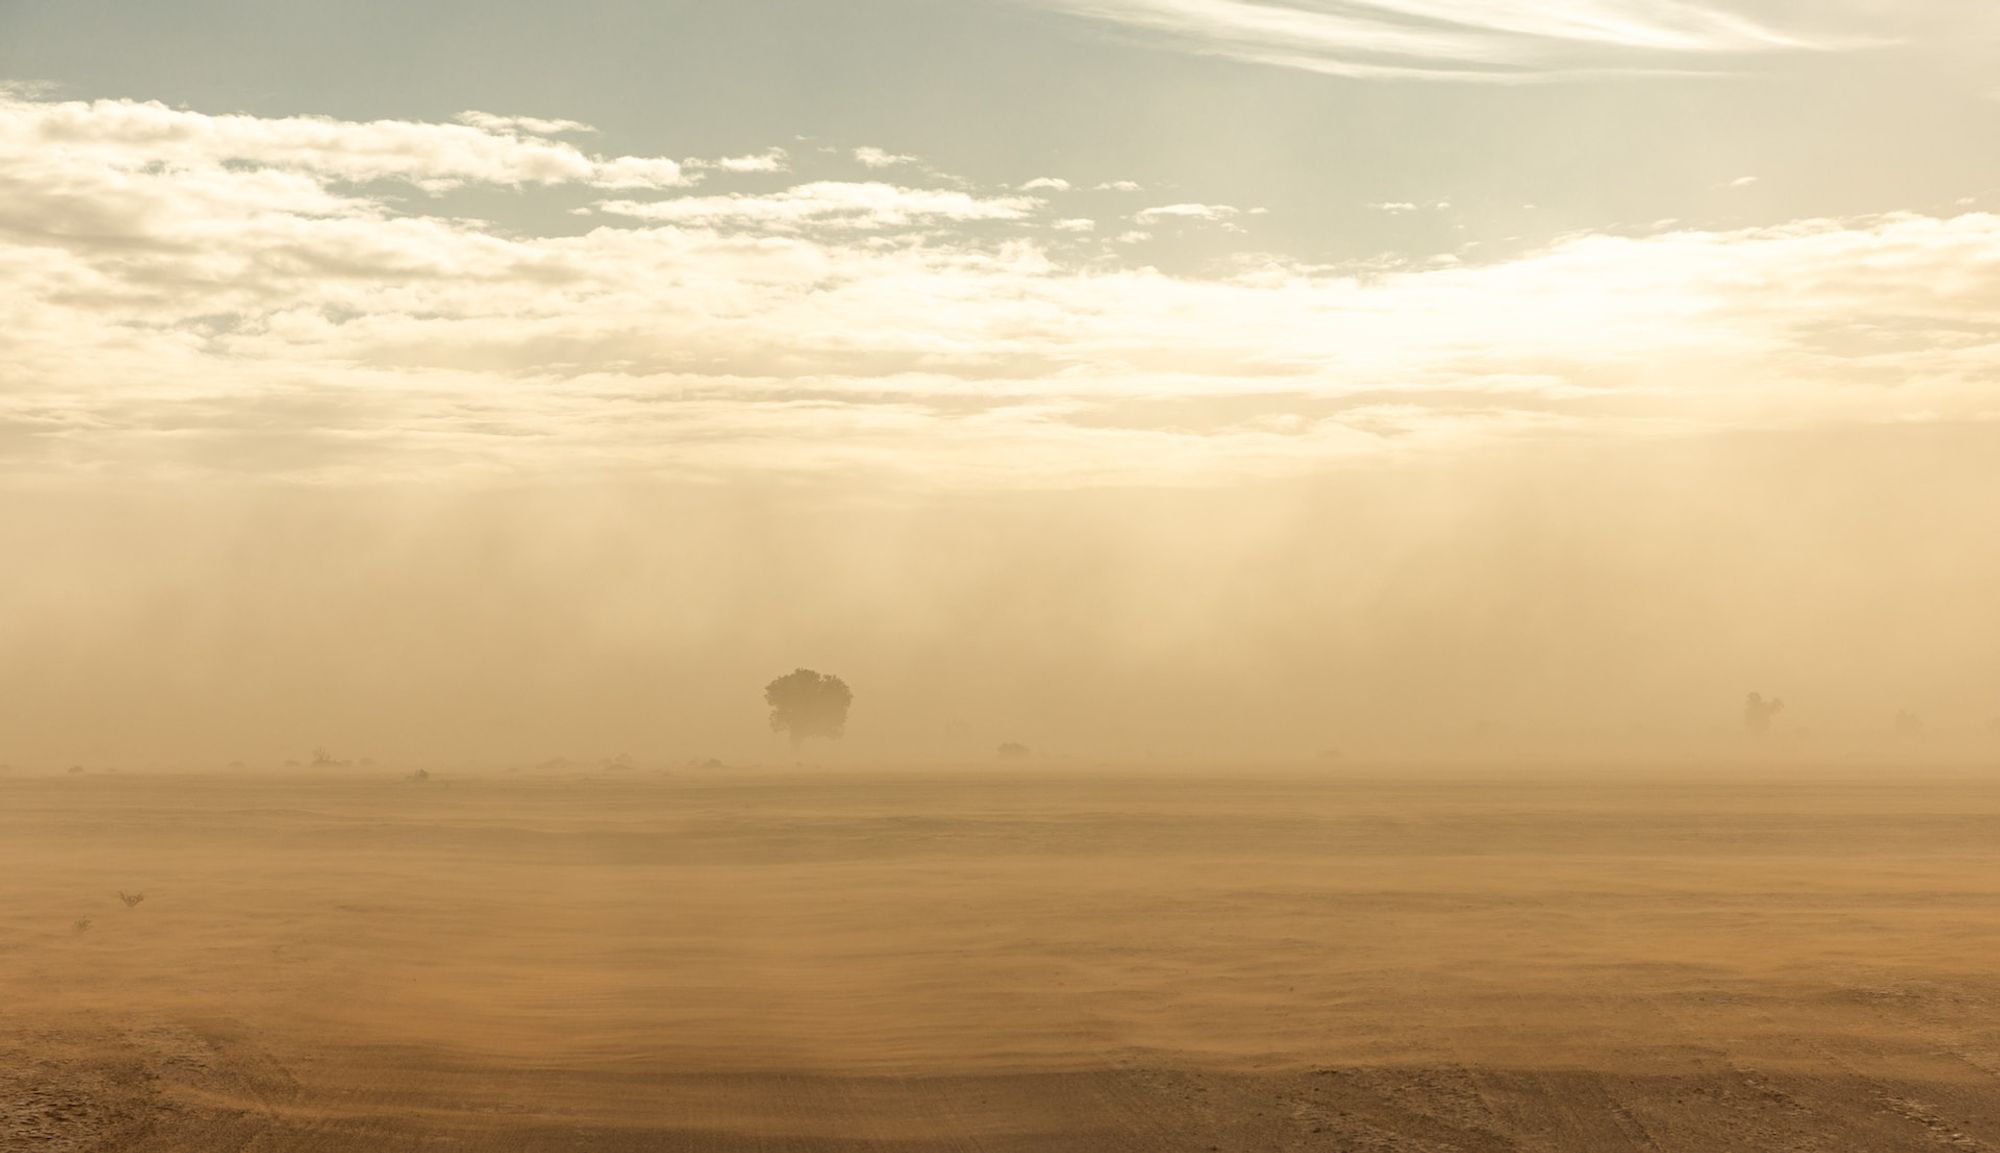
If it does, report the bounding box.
[454,111,595,136]
[596,182,1043,230]
[698,148,791,174]
[1,93,691,192]
[1136,202,1241,223]
[853,146,918,169]
[4,95,1999,488]
[1022,177,1073,192]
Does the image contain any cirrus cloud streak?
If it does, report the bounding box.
[1023,0,1834,81]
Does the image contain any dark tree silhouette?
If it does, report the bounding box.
[1744,692,1784,735]
[764,669,852,748]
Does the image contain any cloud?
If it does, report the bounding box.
[1729,175,1760,187]
[1136,202,1241,223]
[455,111,596,136]
[0,95,691,192]
[853,146,918,169]
[595,182,1043,230]
[5,95,2000,488]
[1024,0,1827,81]
[1096,180,1143,192]
[1022,177,1073,192]
[699,148,791,174]
[1371,202,1419,213]
[1052,218,1097,232]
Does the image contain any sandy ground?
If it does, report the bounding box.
[5,764,2000,1150]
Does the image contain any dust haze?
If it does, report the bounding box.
[6,427,1998,770]
[9,435,2000,1150]
[9,6,2000,1139]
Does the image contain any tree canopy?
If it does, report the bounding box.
[764,669,852,747]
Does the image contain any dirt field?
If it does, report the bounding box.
[5,764,2000,1151]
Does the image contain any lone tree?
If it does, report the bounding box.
[764,669,852,748]
[1744,692,1784,735]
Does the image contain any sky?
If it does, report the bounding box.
[2,1,1998,765]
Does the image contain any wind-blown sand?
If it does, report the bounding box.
[6,765,2000,1150]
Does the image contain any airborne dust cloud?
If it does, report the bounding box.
[5,424,1996,769]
